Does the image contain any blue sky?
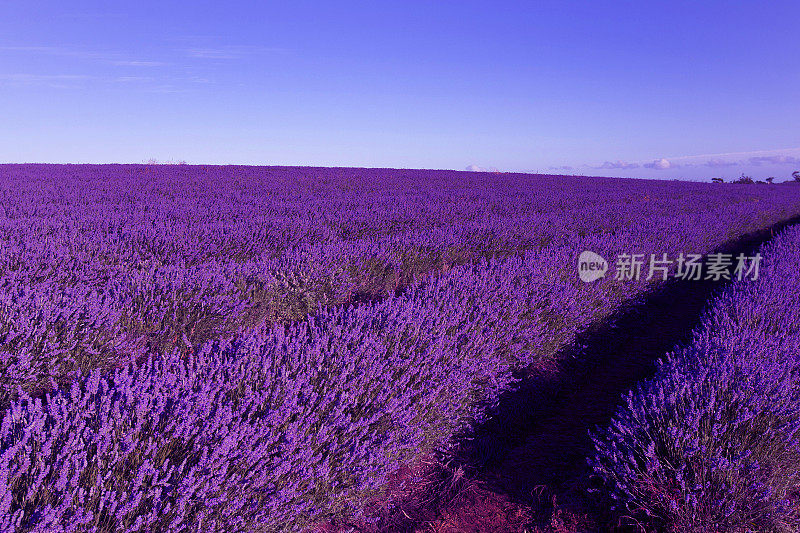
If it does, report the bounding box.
[1,1,799,181]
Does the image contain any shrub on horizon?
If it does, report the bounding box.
[732,173,755,185]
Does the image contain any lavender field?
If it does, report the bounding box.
[2,164,800,532]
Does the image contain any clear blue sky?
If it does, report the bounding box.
[2,1,798,180]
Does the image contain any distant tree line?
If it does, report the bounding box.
[712,171,800,184]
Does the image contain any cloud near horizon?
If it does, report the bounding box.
[644,158,674,170]
[582,148,800,174]
[466,164,499,172]
[704,158,738,168]
[748,155,800,166]
[595,160,640,170]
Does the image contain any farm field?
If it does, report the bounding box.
[2,164,800,531]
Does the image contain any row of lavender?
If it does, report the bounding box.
[0,241,652,532]
[591,225,800,531]
[2,166,800,530]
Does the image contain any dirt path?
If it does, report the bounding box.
[415,217,800,532]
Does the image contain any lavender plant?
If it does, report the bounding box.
[591,226,800,532]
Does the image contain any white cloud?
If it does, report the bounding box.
[0,73,93,87]
[109,60,168,67]
[0,45,166,67]
[669,147,800,161]
[578,148,800,175]
[184,46,288,60]
[0,71,207,92]
[748,155,800,166]
[595,160,639,170]
[704,158,738,168]
[58,12,127,20]
[0,73,91,81]
[644,158,673,170]
[466,164,499,172]
[114,76,154,82]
